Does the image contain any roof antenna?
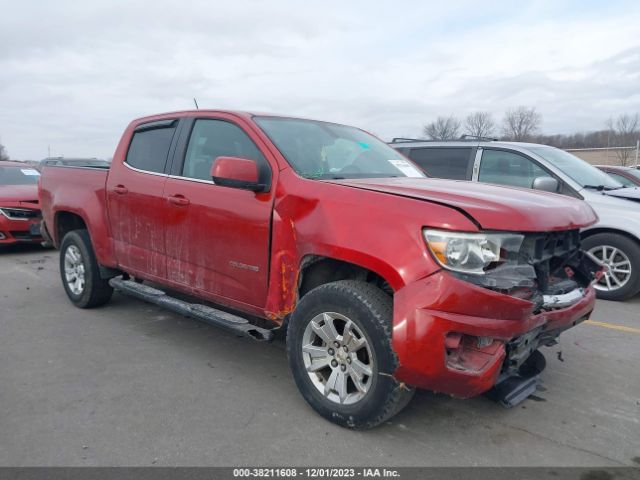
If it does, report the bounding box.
[193,98,199,109]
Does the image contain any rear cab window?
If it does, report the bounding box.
[125,120,178,173]
[406,147,474,180]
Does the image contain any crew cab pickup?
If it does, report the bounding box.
[39,110,601,428]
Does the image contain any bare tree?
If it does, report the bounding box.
[0,140,9,161]
[464,111,495,138]
[423,116,461,140]
[502,106,542,141]
[606,113,639,166]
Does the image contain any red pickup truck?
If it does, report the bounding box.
[39,110,600,428]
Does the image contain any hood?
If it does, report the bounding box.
[328,177,597,232]
[600,187,640,202]
[0,184,40,207]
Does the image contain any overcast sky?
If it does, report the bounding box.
[1,0,639,160]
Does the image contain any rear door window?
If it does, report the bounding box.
[406,147,473,180]
[126,122,177,173]
[479,149,551,189]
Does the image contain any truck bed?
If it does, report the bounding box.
[39,165,115,265]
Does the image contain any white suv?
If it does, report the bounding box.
[391,139,640,301]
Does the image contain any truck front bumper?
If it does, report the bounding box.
[392,271,595,398]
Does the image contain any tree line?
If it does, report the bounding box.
[423,108,639,165]
[0,140,9,161]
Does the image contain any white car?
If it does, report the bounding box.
[391,139,640,301]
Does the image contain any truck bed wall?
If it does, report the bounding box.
[39,166,117,268]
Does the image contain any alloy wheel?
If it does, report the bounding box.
[301,312,374,405]
[587,245,632,292]
[64,245,85,295]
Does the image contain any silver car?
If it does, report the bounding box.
[392,139,640,301]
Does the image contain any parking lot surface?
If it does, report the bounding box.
[1,245,639,467]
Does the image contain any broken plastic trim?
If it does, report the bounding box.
[452,245,603,312]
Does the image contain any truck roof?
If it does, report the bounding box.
[130,109,338,125]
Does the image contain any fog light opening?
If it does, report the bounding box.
[445,332,504,373]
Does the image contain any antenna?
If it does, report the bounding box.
[193,98,199,109]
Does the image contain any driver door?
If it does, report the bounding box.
[162,117,274,307]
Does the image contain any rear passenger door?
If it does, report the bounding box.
[405,147,475,180]
[106,119,179,280]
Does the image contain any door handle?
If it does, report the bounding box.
[167,195,190,206]
[112,185,128,195]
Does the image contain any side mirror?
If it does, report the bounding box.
[210,156,268,192]
[532,176,559,193]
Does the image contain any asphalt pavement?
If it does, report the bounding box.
[1,245,639,467]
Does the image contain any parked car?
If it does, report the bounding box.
[39,111,600,428]
[596,165,640,187]
[392,139,640,301]
[0,161,44,246]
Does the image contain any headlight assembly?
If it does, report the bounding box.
[423,229,524,274]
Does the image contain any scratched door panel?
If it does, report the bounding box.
[163,176,271,306]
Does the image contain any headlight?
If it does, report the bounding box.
[423,229,524,274]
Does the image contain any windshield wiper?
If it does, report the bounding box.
[584,184,622,191]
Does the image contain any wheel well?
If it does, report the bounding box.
[297,256,393,299]
[55,212,87,244]
[581,228,640,245]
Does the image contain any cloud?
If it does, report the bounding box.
[1,0,639,159]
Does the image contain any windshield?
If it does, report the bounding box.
[0,166,40,185]
[254,117,425,180]
[529,146,623,190]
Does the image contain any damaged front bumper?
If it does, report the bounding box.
[0,207,43,245]
[391,270,596,398]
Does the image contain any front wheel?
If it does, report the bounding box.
[287,280,414,429]
[583,232,640,301]
[60,229,113,308]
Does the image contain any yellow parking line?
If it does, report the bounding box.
[584,320,640,334]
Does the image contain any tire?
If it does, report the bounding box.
[59,229,113,308]
[287,280,414,429]
[582,233,640,301]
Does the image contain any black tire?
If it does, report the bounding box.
[287,280,414,429]
[582,233,640,301]
[59,229,113,308]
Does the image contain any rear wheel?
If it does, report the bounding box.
[287,280,414,429]
[583,232,640,301]
[60,229,113,308]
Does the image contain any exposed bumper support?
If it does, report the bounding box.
[542,288,584,309]
[392,271,596,398]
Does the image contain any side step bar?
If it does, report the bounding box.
[109,278,274,342]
